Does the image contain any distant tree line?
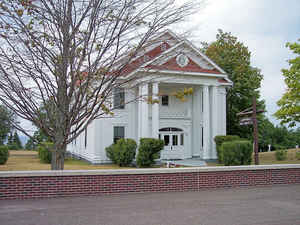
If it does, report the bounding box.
[0,105,23,149]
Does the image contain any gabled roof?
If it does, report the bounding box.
[119,30,232,85]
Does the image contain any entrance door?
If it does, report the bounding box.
[159,127,184,159]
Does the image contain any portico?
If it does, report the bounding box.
[136,80,226,160]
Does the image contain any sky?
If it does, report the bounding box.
[19,0,300,138]
[180,0,300,125]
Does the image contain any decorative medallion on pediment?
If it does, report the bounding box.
[176,54,189,67]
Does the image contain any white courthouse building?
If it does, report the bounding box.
[67,30,232,164]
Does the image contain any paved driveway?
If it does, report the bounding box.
[1,185,300,225]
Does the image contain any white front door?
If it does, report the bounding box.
[159,128,185,159]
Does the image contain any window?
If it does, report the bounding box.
[164,135,170,146]
[159,127,183,132]
[113,88,125,109]
[113,126,124,144]
[201,126,203,147]
[172,135,178,146]
[180,133,184,146]
[84,128,87,148]
[161,95,169,106]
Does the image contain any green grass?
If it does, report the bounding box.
[258,148,300,165]
[0,150,133,171]
[207,148,300,166]
[1,149,300,171]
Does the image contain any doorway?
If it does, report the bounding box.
[159,127,184,159]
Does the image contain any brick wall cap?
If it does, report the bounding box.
[1,164,300,177]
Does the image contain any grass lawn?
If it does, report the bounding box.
[1,149,300,171]
[0,150,132,171]
[258,148,300,165]
[207,148,300,166]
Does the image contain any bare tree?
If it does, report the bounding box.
[0,0,197,169]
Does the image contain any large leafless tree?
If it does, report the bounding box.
[0,0,196,169]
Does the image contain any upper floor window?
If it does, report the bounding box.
[113,88,125,109]
[162,95,169,106]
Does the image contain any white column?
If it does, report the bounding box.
[211,86,218,159]
[221,87,227,135]
[202,85,210,159]
[141,83,149,137]
[138,85,142,141]
[152,83,159,138]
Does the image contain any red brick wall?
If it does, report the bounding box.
[1,168,300,200]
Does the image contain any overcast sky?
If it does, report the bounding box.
[19,0,300,136]
[181,0,300,125]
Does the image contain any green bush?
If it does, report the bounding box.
[273,144,285,150]
[137,138,164,168]
[38,142,53,163]
[296,151,300,160]
[7,144,18,150]
[275,149,287,161]
[221,140,252,166]
[214,135,240,163]
[0,145,9,165]
[105,138,137,166]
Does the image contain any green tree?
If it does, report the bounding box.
[257,117,274,151]
[12,131,23,150]
[203,29,264,137]
[258,119,299,151]
[25,129,51,150]
[0,105,14,145]
[275,39,300,127]
[25,138,34,150]
[7,132,13,146]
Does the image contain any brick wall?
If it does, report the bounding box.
[1,165,300,200]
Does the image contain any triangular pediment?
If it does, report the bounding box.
[145,55,221,74]
[121,30,231,84]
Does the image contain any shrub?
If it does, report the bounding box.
[38,142,53,163]
[0,145,9,165]
[214,135,240,163]
[8,144,18,150]
[137,138,164,168]
[221,140,252,166]
[275,149,287,161]
[296,151,300,160]
[105,138,137,166]
[273,144,285,150]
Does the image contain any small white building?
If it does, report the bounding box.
[67,30,232,163]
